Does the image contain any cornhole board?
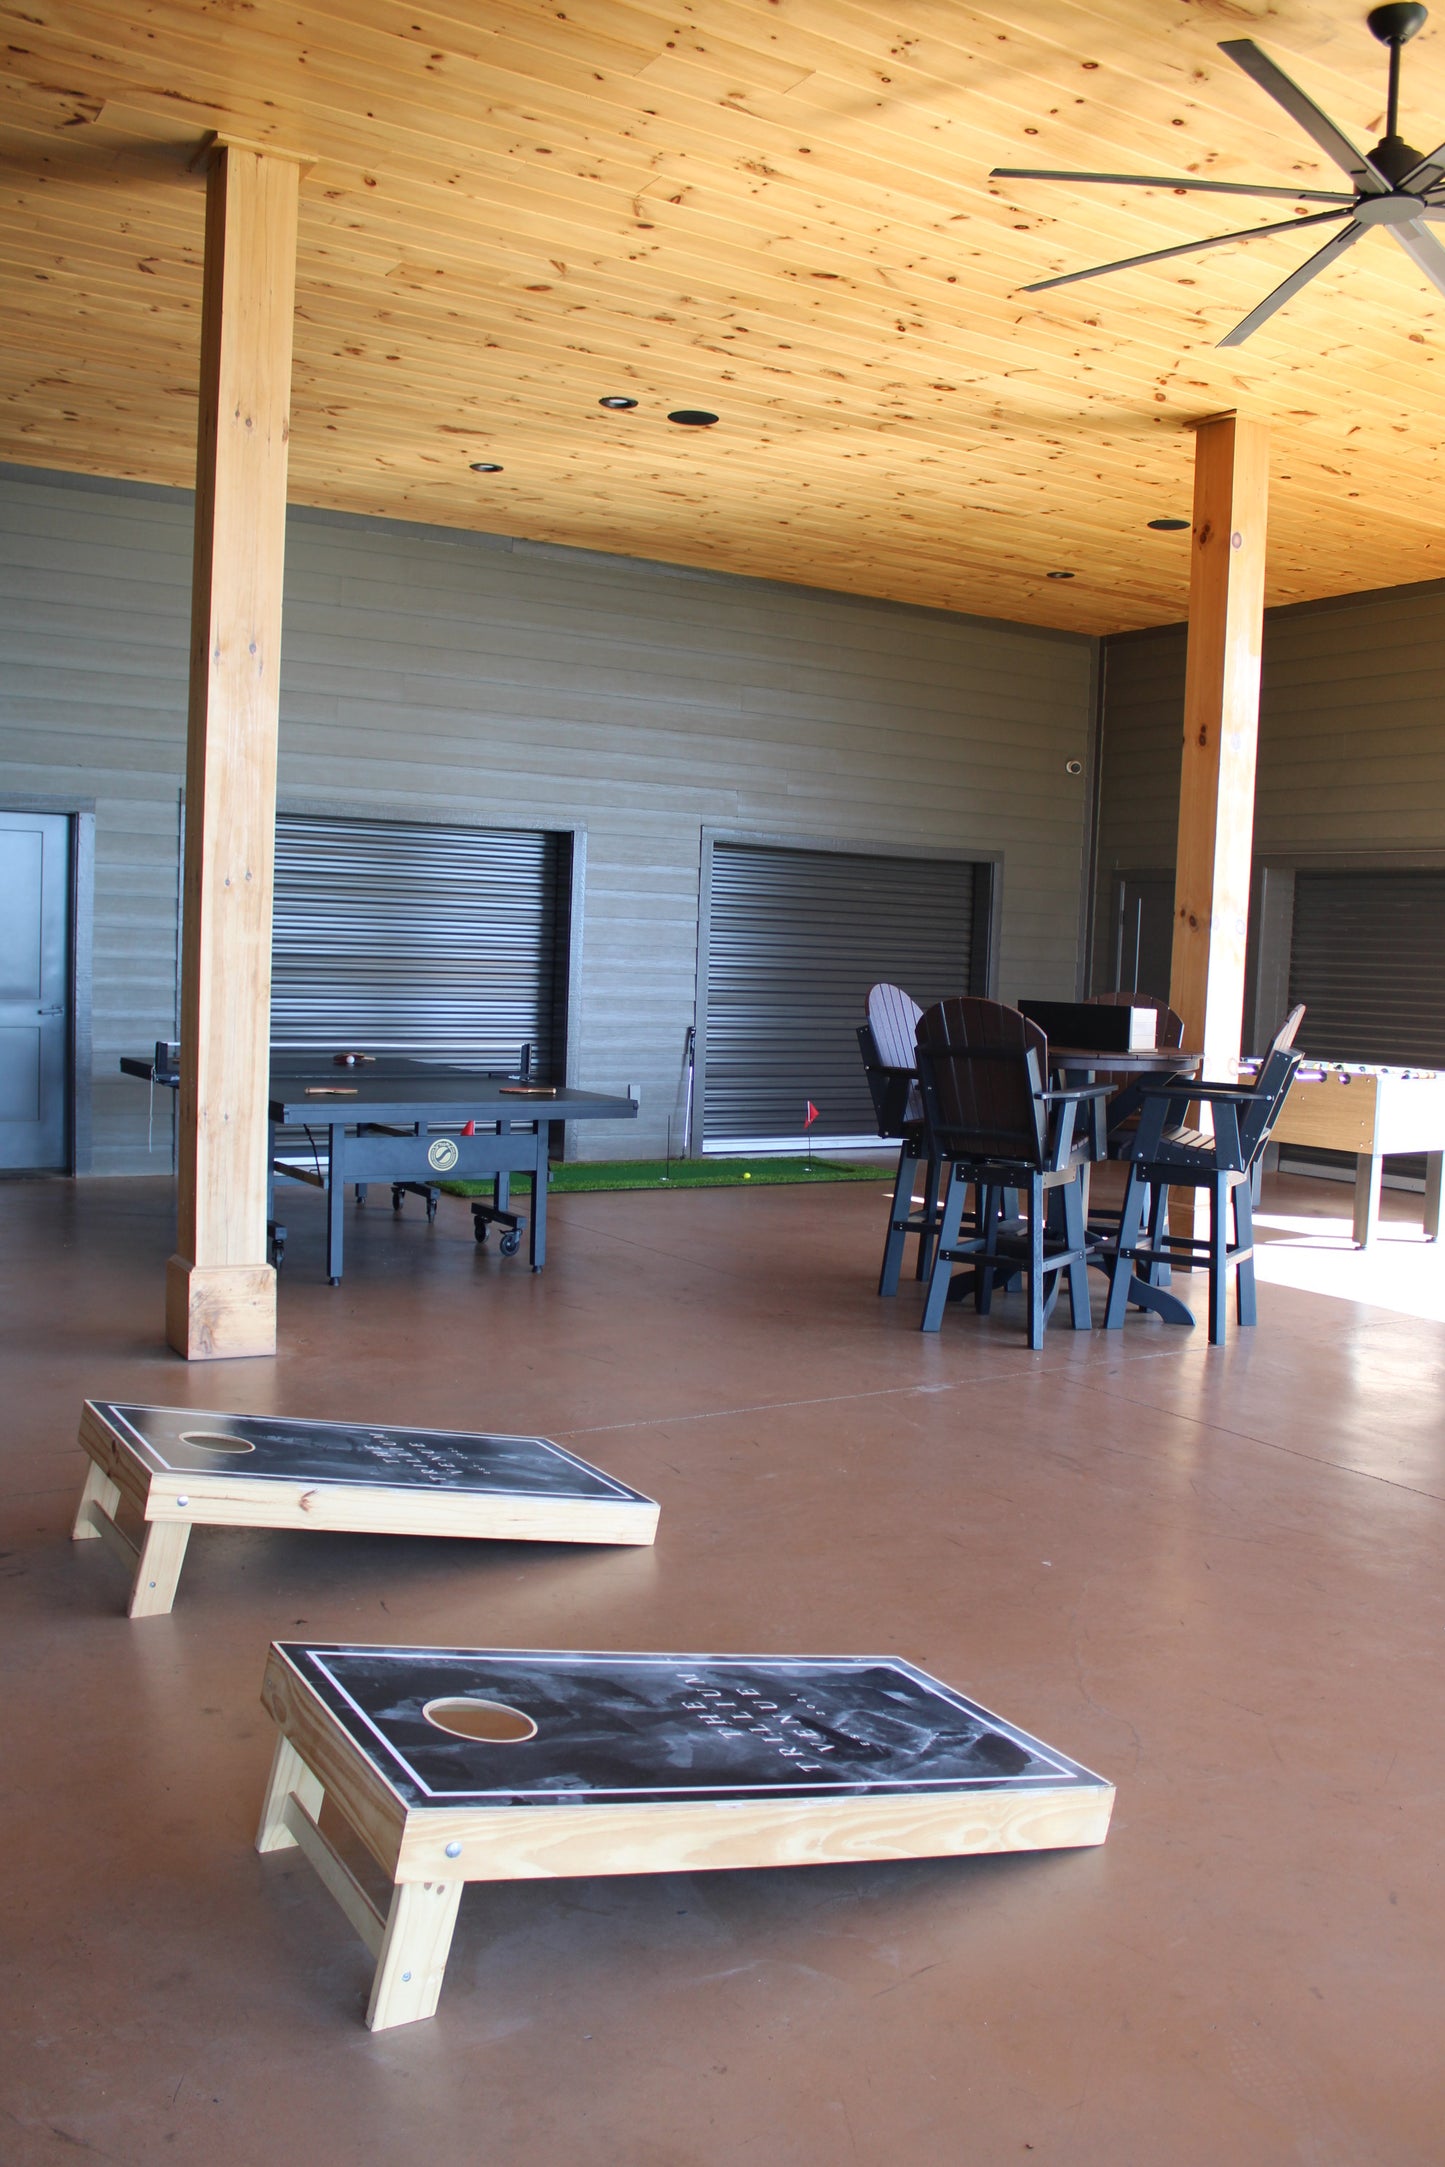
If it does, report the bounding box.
[70,1402,658,1618]
[257,1643,1115,2030]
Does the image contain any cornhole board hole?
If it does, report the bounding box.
[70,1402,659,1619]
[257,1643,1115,2031]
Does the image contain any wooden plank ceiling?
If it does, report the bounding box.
[5,0,1445,632]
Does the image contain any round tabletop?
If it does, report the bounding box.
[1049,1046,1202,1073]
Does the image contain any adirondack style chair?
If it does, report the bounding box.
[913,998,1109,1349]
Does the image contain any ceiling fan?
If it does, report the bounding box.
[992,4,1445,346]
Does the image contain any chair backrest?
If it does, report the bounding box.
[1267,1002,1306,1058]
[866,983,923,1071]
[1088,989,1185,1050]
[914,998,1049,1170]
[857,1023,919,1139]
[1237,1045,1304,1168]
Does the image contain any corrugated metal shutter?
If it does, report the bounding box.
[272,814,569,1077]
[703,842,984,1146]
[1286,868,1445,1183]
[1288,870,1445,1066]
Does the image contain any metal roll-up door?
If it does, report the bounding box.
[1288,870,1445,1067]
[1286,867,1445,1183]
[702,842,987,1148]
[272,814,570,1076]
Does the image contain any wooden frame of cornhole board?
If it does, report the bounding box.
[257,1642,1115,2030]
[71,1402,658,1618]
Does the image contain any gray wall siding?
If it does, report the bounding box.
[1093,583,1445,989]
[0,467,1095,1173]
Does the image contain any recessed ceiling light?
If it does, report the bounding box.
[668,409,719,426]
[599,395,639,410]
[469,461,504,473]
[1147,517,1190,531]
[1046,570,1075,580]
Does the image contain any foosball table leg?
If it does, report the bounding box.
[366,1879,464,2032]
[1352,1152,1383,1249]
[1425,1151,1442,1242]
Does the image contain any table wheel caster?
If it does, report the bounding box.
[426,1192,439,1224]
[391,1185,404,1211]
[499,1229,522,1257]
[473,1219,488,1246]
[271,1237,286,1272]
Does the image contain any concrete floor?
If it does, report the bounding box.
[2,1168,1441,2166]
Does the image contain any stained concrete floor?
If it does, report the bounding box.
[2,1168,1442,2166]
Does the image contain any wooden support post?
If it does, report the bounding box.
[166,141,301,1360]
[1169,414,1269,1253]
[366,1881,464,2031]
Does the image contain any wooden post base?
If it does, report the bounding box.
[166,1256,277,1360]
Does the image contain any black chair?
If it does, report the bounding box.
[1103,1032,1303,1346]
[858,983,943,1295]
[914,999,1109,1349]
[1086,991,1186,1148]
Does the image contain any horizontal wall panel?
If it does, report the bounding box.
[0,466,1094,1171]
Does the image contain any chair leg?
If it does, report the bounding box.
[1208,1175,1229,1345]
[1234,1179,1257,1327]
[1062,1175,1091,1330]
[878,1145,912,1298]
[1104,1169,1148,1330]
[1146,1181,1171,1292]
[920,1170,966,1333]
[916,1151,943,1281]
[976,1184,1000,1315]
[1026,1173,1046,1350]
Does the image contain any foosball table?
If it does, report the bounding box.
[1263,1063,1445,1248]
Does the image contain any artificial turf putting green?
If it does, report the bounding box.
[442,1155,886,1196]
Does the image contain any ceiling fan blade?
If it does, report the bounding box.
[1392,217,1445,299]
[1021,208,1352,295]
[1220,39,1387,192]
[1402,142,1445,193]
[1217,220,1364,346]
[991,167,1352,204]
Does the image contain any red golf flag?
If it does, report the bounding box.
[804,1100,819,1129]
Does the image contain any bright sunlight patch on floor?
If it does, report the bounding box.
[1254,1208,1445,1324]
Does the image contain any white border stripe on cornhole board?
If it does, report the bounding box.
[302,1647,1092,1803]
[94,1404,648,1502]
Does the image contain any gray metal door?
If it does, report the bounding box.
[1112,872,1175,999]
[702,841,987,1146]
[1288,869,1445,1066]
[0,809,70,1171]
[271,814,571,1075]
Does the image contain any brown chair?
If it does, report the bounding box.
[858,983,943,1294]
[914,998,1108,1349]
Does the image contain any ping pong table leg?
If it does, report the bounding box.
[530,1124,547,1270]
[327,1123,345,1284]
[1424,1152,1442,1242]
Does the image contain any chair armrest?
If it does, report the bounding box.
[1037,1084,1112,1103]
[1136,1080,1261,1103]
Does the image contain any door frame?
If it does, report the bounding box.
[693,824,1002,1158]
[0,796,94,1174]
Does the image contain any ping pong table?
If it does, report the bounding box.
[121,1051,637,1284]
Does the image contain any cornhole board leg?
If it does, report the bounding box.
[127,1521,192,1618]
[254,1732,462,2030]
[72,1459,191,1617]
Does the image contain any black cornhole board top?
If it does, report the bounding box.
[280,1645,1109,1809]
[90,1403,649,1505]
